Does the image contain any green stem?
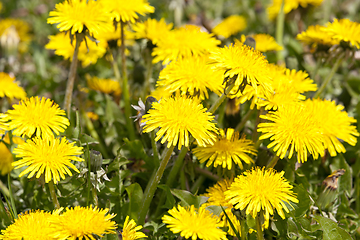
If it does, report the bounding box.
[64,34,82,117]
[166,146,188,187]
[83,111,109,159]
[256,214,264,240]
[143,48,153,100]
[266,155,280,169]
[322,0,331,24]
[235,107,256,132]
[154,146,188,217]
[194,167,220,181]
[7,174,17,218]
[48,181,60,209]
[138,145,175,225]
[208,83,235,114]
[86,144,91,207]
[240,217,247,240]
[313,54,344,98]
[252,108,261,142]
[150,131,160,167]
[275,0,285,64]
[120,21,136,141]
[0,179,10,197]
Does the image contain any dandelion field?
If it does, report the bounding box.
[1,0,360,239]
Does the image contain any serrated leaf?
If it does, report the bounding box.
[79,134,99,145]
[313,215,352,240]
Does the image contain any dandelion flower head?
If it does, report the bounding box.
[0,18,31,52]
[250,33,283,52]
[122,216,147,240]
[0,210,56,240]
[152,26,220,65]
[133,18,173,45]
[202,179,241,236]
[101,0,154,23]
[87,75,121,96]
[157,55,224,100]
[5,96,69,138]
[162,205,227,240]
[0,72,26,101]
[46,33,108,67]
[258,102,325,163]
[259,66,317,110]
[13,136,84,183]
[322,18,360,49]
[225,167,298,229]
[296,25,339,47]
[142,96,218,150]
[209,41,272,94]
[212,15,247,38]
[51,206,117,240]
[193,128,256,170]
[307,98,359,157]
[47,0,113,35]
[267,0,323,20]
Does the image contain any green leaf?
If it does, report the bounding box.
[293,184,312,218]
[313,215,352,240]
[79,134,99,145]
[125,183,144,221]
[171,189,208,208]
[158,184,176,209]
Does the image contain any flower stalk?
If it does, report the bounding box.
[208,83,235,114]
[256,214,264,240]
[64,34,82,117]
[275,0,285,64]
[120,21,136,141]
[313,53,344,98]
[138,145,175,225]
[48,181,60,209]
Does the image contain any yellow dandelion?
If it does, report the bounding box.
[0,143,13,175]
[162,205,227,240]
[209,41,272,94]
[47,0,113,36]
[86,75,121,96]
[12,135,84,184]
[45,33,108,67]
[0,133,24,175]
[5,96,69,138]
[193,128,256,170]
[225,167,298,229]
[258,102,325,163]
[0,18,31,52]
[51,206,117,240]
[122,216,147,240]
[93,23,135,47]
[157,56,224,99]
[308,98,359,157]
[133,18,173,45]
[142,96,218,150]
[267,0,323,20]
[86,111,99,121]
[202,179,240,236]
[0,210,57,240]
[148,87,175,101]
[101,0,154,23]
[212,15,247,38]
[251,33,283,52]
[259,66,317,110]
[0,72,26,101]
[296,25,339,47]
[322,18,360,49]
[152,26,220,65]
